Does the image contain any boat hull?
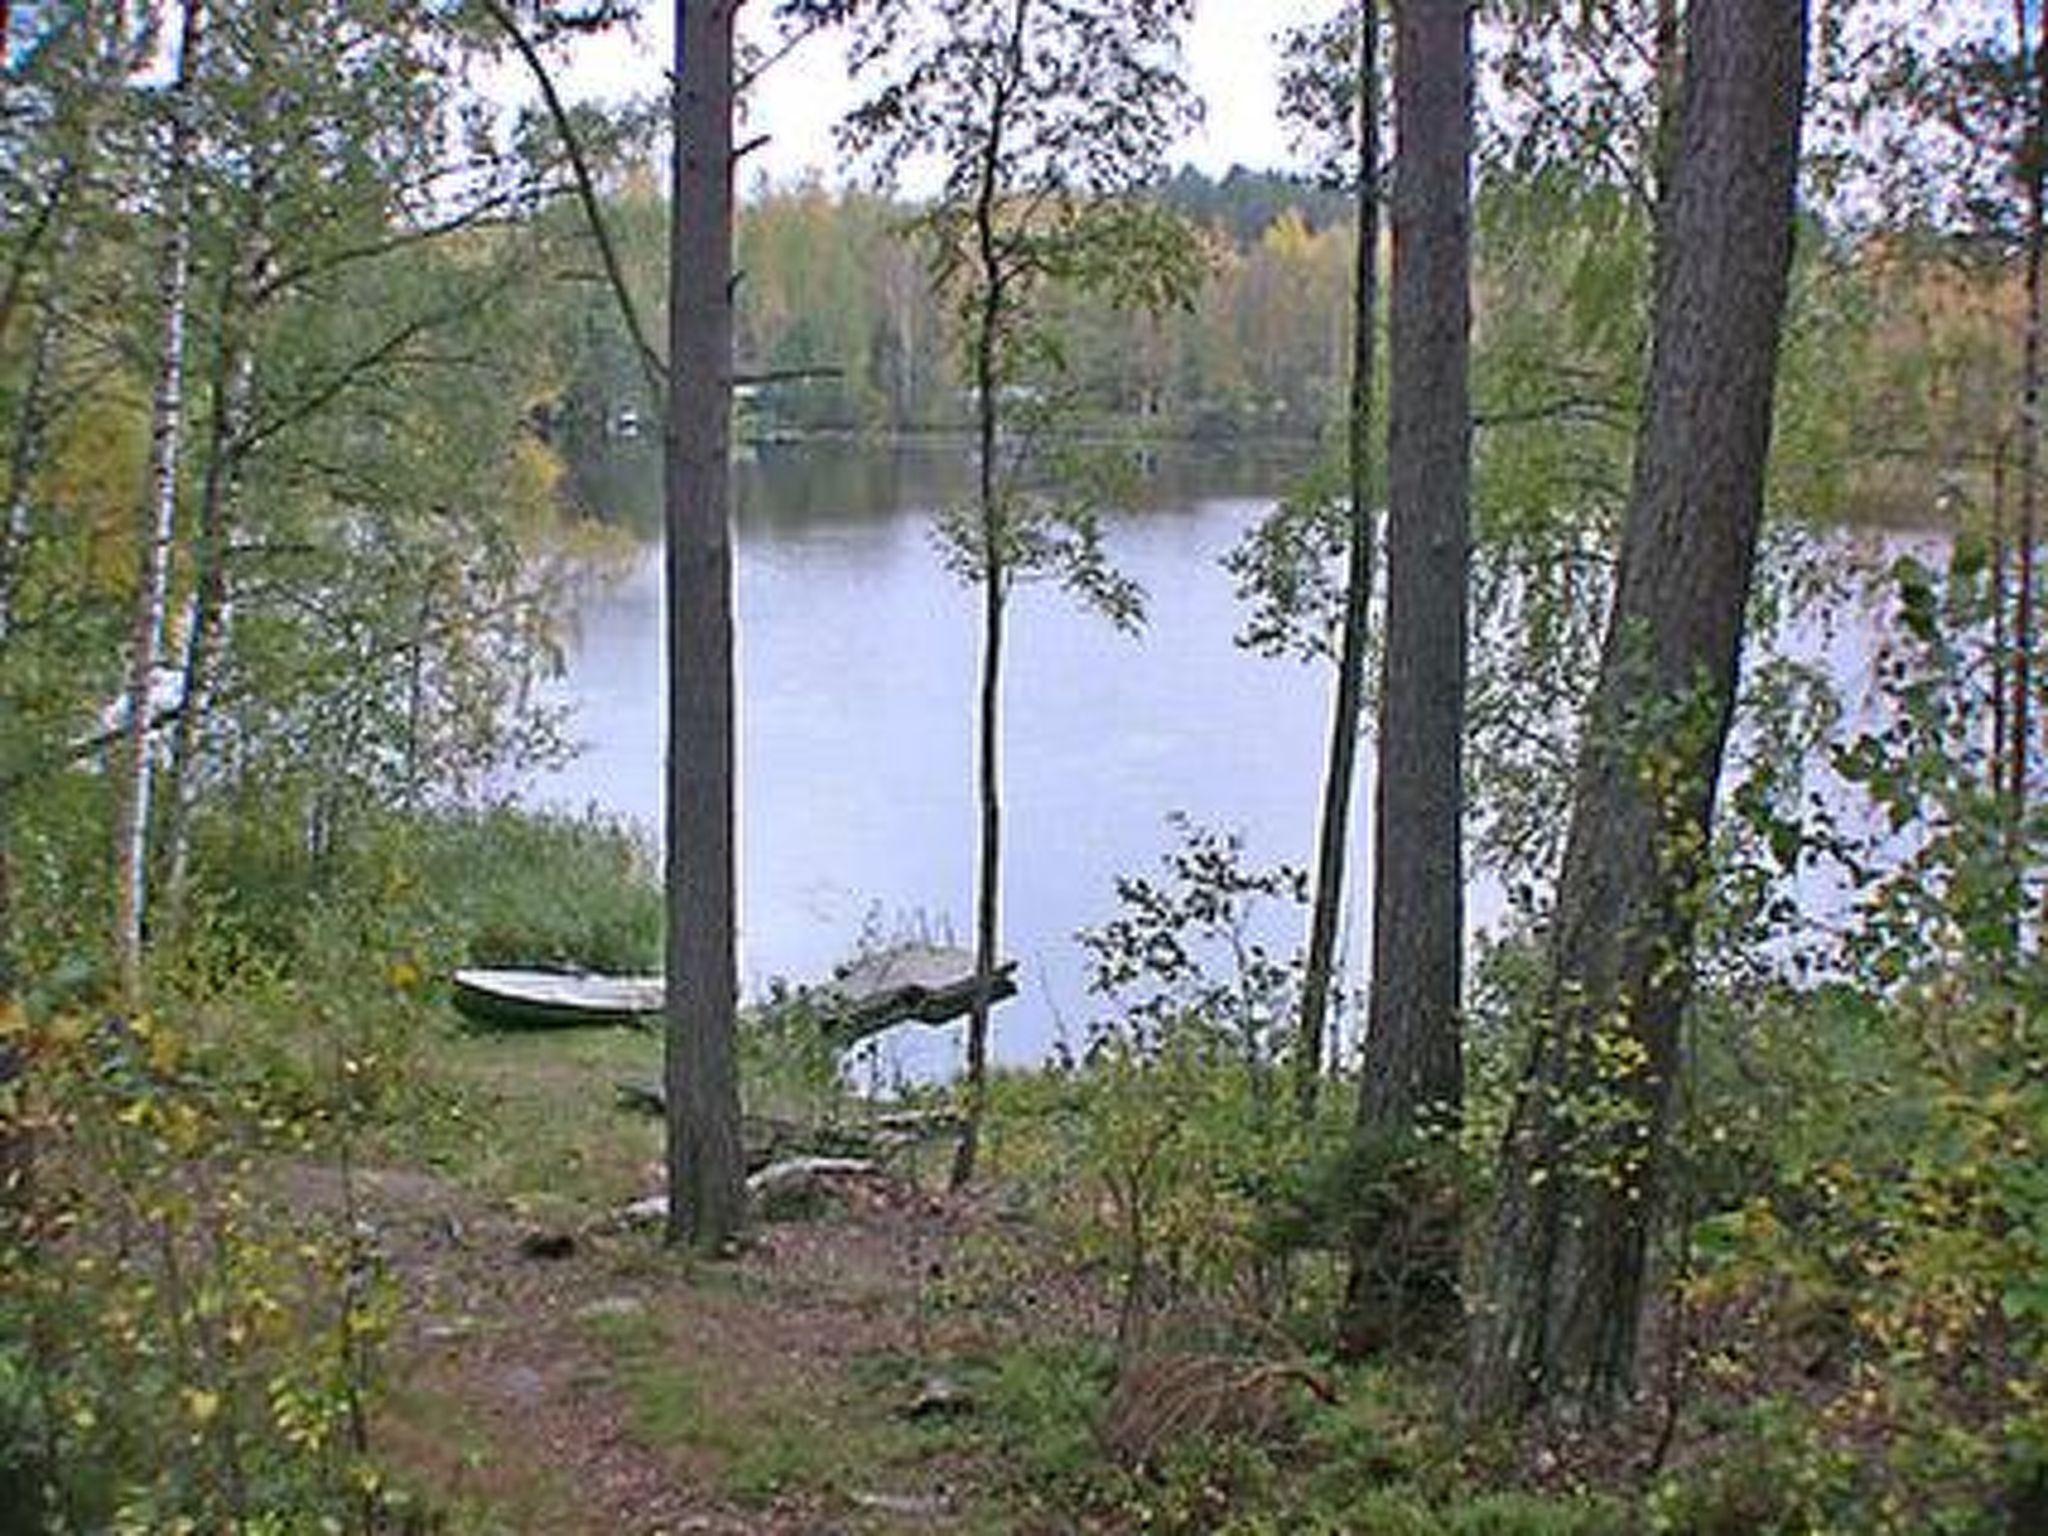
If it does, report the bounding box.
[450,968,665,1030]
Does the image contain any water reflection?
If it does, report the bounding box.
[567,435,1325,537]
[531,438,1331,1075]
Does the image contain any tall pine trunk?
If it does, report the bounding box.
[1339,0,1471,1357]
[664,0,744,1250]
[113,0,202,1008]
[1468,0,1807,1424]
[1295,0,1381,1120]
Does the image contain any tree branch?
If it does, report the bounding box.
[238,276,513,456]
[0,162,72,344]
[1473,393,1631,430]
[479,0,668,406]
[252,186,554,305]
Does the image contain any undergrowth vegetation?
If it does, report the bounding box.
[6,555,2047,1533]
[2,1007,409,1532]
[0,804,660,1532]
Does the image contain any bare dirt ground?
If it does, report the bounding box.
[305,1161,1089,1534]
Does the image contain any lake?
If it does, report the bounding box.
[522,440,1914,1076]
[526,440,1374,1072]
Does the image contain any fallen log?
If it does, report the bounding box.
[745,1155,879,1207]
[613,1090,963,1168]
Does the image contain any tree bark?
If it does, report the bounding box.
[2011,0,2044,829]
[1295,0,1381,1121]
[0,274,60,648]
[113,0,202,1008]
[1339,0,1471,1358]
[1467,0,1807,1424]
[161,306,255,936]
[664,0,745,1252]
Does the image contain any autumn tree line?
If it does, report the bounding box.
[539,166,1363,448]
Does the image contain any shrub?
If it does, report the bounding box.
[1,1008,405,1532]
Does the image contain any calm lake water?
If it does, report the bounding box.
[522,441,1916,1075]
[526,440,1368,1072]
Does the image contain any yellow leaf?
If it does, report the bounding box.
[184,1388,221,1426]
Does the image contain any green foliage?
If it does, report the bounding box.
[1155,165,1356,250]
[1275,1489,1627,1536]
[547,168,1363,444]
[738,986,857,1127]
[931,428,1155,627]
[942,1340,1628,1535]
[6,773,117,1012]
[977,1338,1120,1502]
[1659,547,2048,1530]
[132,805,657,1147]
[180,804,661,980]
[0,798,662,1532]
[1224,449,1360,665]
[1,1009,404,1532]
[1013,818,1361,1348]
[399,808,663,975]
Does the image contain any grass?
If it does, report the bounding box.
[579,1305,938,1515]
[376,1381,586,1534]
[416,1022,665,1210]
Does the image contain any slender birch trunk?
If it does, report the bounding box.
[2011,0,2045,836]
[1996,439,2012,794]
[160,336,254,934]
[113,0,202,1008]
[949,0,1025,1194]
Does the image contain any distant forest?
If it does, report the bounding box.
[542,166,1364,450]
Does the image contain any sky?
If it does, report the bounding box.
[556,0,1332,189]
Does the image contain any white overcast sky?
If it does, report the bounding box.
[555,0,1332,188]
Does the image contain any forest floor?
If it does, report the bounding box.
[306,1022,1801,1536]
[335,1027,1121,1534]
[33,1002,1929,1533]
